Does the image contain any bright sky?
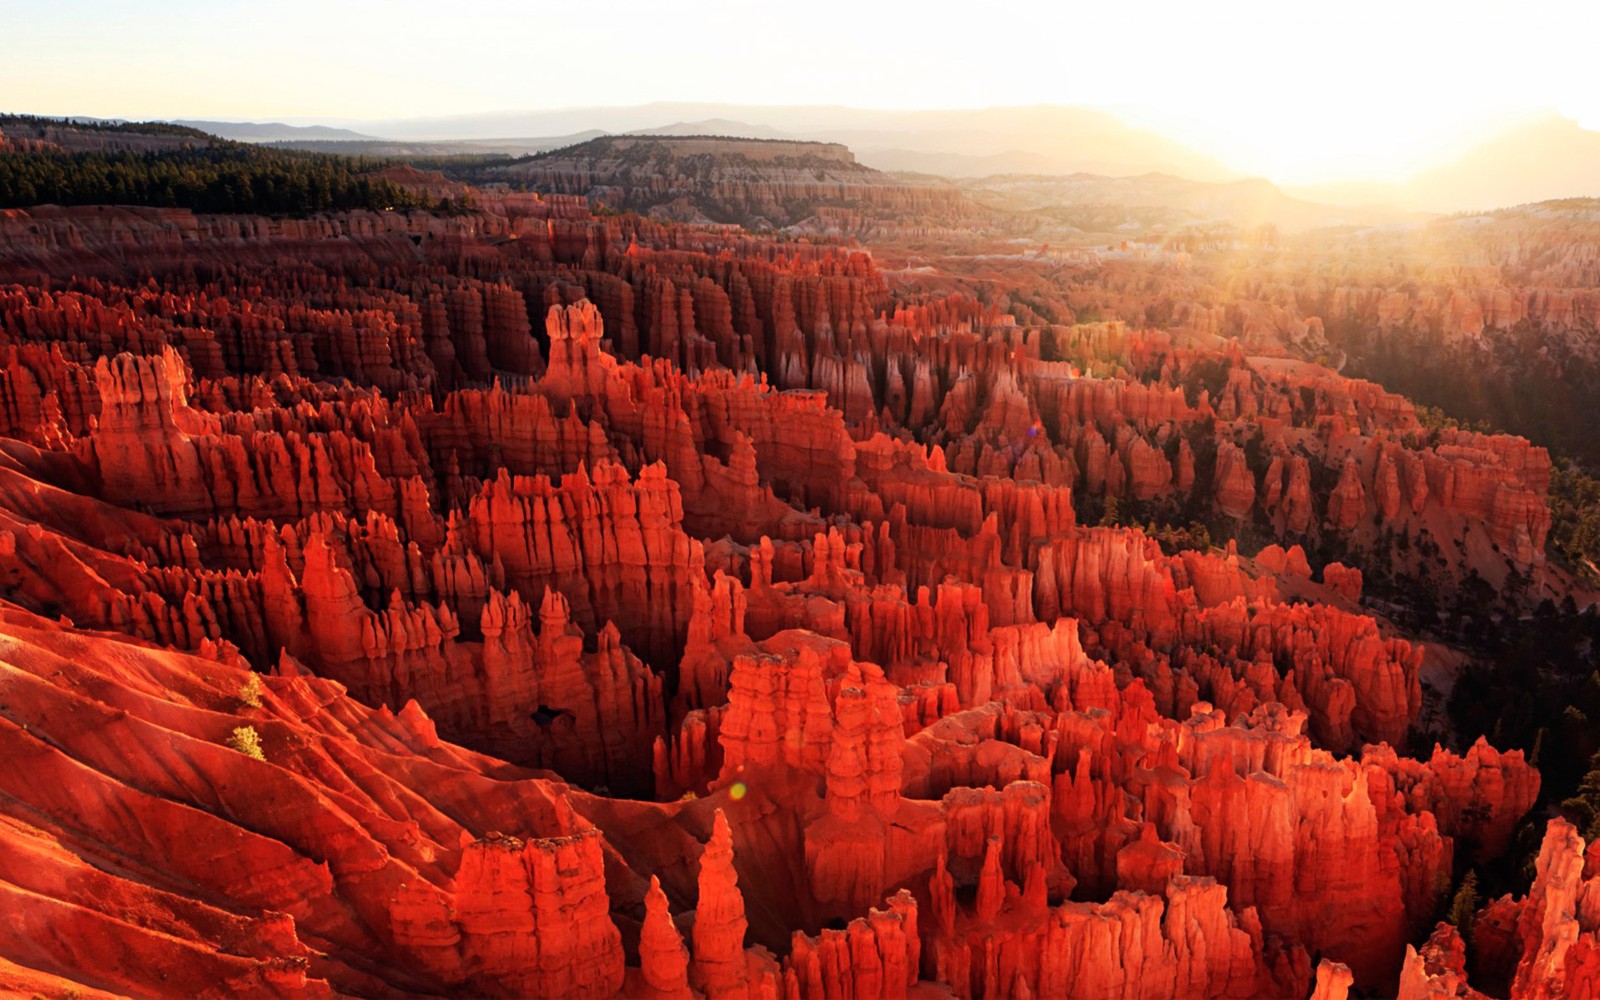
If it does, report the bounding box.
[4,0,1597,184]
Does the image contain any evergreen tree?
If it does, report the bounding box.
[1447,870,1480,941]
[0,143,432,215]
[1562,750,1600,841]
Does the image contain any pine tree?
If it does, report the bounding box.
[1562,750,1600,840]
[1447,870,1479,941]
[1099,495,1121,528]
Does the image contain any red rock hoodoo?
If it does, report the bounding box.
[0,164,1581,1000]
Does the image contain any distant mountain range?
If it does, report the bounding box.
[169,105,1600,215]
[172,120,379,142]
[261,133,607,158]
[234,103,1242,182]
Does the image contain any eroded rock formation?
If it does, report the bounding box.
[0,186,1565,998]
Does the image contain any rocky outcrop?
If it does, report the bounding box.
[1213,440,1256,518]
[492,135,990,238]
[691,811,780,998]
[636,876,693,999]
[927,871,1307,998]
[1503,820,1600,999]
[0,604,626,997]
[452,825,625,997]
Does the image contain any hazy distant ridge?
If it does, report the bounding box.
[167,104,1600,214]
[173,120,380,142]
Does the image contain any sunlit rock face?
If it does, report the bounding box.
[0,183,1569,999]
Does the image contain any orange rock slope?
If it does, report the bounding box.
[0,193,1574,997]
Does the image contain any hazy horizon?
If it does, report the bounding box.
[6,0,1600,185]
